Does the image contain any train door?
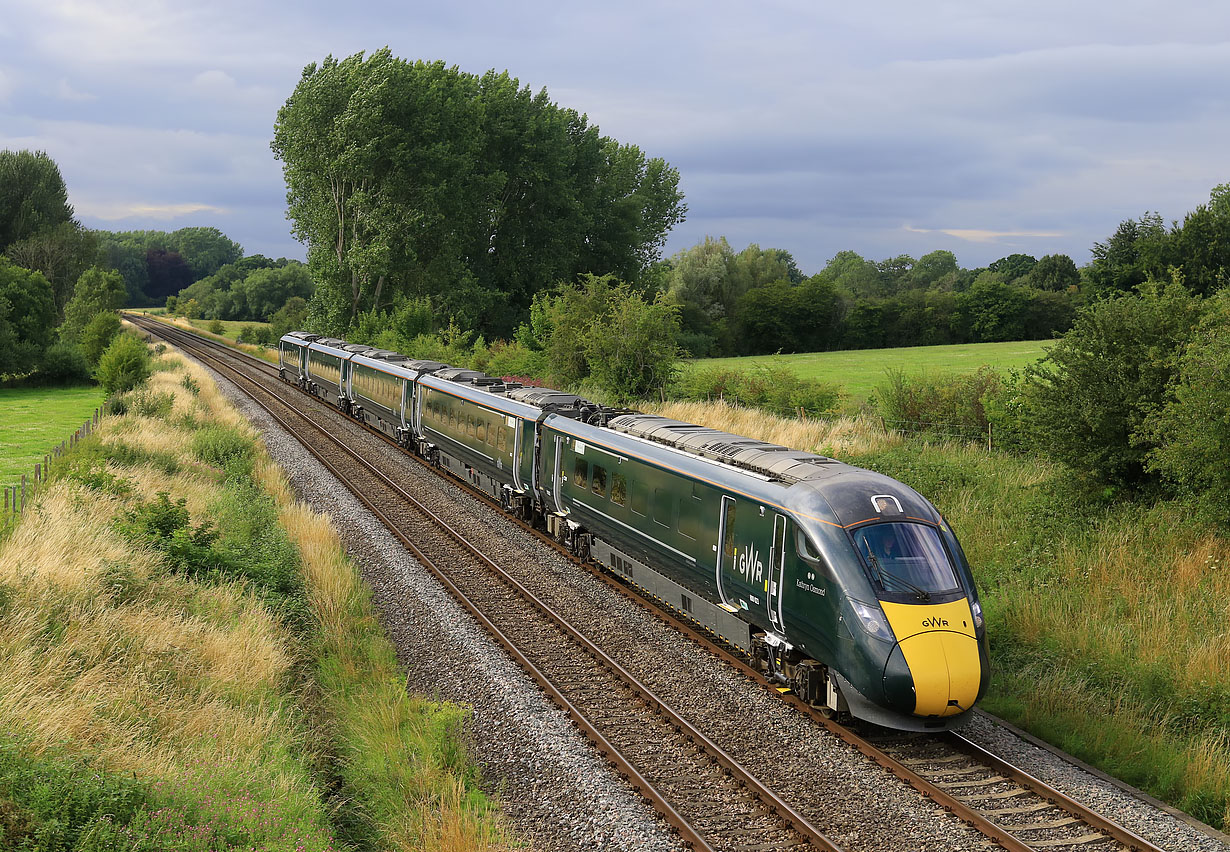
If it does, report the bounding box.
[768,514,788,632]
[551,435,565,513]
[715,495,736,606]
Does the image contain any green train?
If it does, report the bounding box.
[280,331,990,730]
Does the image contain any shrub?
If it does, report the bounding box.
[128,390,175,419]
[671,364,842,418]
[208,318,224,335]
[192,425,254,476]
[237,324,274,346]
[1021,278,1204,485]
[873,366,1002,439]
[117,492,224,577]
[95,333,151,394]
[79,311,122,366]
[1141,293,1230,521]
[37,342,92,384]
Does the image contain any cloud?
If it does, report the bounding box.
[78,200,227,221]
[904,225,1065,243]
[0,67,12,103]
[56,78,95,101]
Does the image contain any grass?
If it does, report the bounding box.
[130,313,280,365]
[0,385,106,486]
[688,339,1052,403]
[184,318,273,342]
[0,339,510,850]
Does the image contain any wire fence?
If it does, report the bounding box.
[2,404,106,536]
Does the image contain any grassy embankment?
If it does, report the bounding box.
[687,339,1051,404]
[645,400,1230,830]
[0,385,106,484]
[0,338,508,850]
[130,313,278,364]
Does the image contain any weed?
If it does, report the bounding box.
[127,390,175,419]
[192,425,254,477]
[180,374,200,396]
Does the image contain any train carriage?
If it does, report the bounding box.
[278,331,319,385]
[417,371,541,505]
[278,329,990,731]
[346,351,415,440]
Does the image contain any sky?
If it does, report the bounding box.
[2,0,1228,275]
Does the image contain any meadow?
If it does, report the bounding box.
[0,338,508,850]
[184,318,273,342]
[0,385,106,485]
[688,339,1052,402]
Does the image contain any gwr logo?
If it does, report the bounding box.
[922,616,949,628]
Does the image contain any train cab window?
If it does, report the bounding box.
[652,488,673,528]
[852,522,960,597]
[591,465,607,497]
[630,481,648,515]
[610,474,627,506]
[573,457,589,489]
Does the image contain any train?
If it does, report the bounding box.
[278,330,990,730]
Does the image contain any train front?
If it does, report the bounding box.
[786,473,990,730]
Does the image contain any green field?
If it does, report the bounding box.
[0,385,106,485]
[689,339,1053,401]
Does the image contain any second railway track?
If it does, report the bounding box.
[130,315,1181,852]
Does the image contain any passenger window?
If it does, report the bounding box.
[573,457,588,489]
[497,426,507,451]
[449,409,456,428]
[678,496,699,540]
[653,488,672,528]
[723,500,737,557]
[592,465,607,497]
[610,474,627,506]
[476,419,486,443]
[630,482,648,515]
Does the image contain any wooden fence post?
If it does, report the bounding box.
[987,421,993,453]
[20,475,26,513]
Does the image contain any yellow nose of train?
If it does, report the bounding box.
[880,599,982,717]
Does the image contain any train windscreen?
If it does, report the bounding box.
[852,522,960,599]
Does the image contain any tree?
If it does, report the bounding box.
[1022,278,1203,485]
[813,250,882,299]
[540,274,679,400]
[62,267,127,341]
[909,250,959,289]
[0,257,57,373]
[232,263,314,321]
[3,220,100,316]
[954,272,1029,342]
[1085,214,1168,297]
[0,150,74,253]
[269,296,309,340]
[166,227,243,279]
[1024,254,1080,291]
[272,51,685,335]
[80,311,123,366]
[987,253,1037,282]
[1141,293,1230,519]
[144,248,194,302]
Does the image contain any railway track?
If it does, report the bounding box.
[129,316,1177,852]
[130,316,840,852]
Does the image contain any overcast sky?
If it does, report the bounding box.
[2,0,1227,274]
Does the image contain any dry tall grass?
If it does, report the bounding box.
[643,398,901,456]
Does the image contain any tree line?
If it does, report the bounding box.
[0,149,307,384]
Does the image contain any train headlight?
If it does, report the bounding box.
[850,600,894,643]
[971,599,985,634]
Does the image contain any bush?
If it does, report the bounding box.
[1141,294,1230,521]
[79,311,122,366]
[192,425,254,476]
[37,342,92,384]
[94,333,151,394]
[671,364,842,418]
[117,491,224,577]
[873,365,1002,439]
[208,318,224,335]
[128,390,175,419]
[237,324,274,345]
[1020,279,1204,485]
